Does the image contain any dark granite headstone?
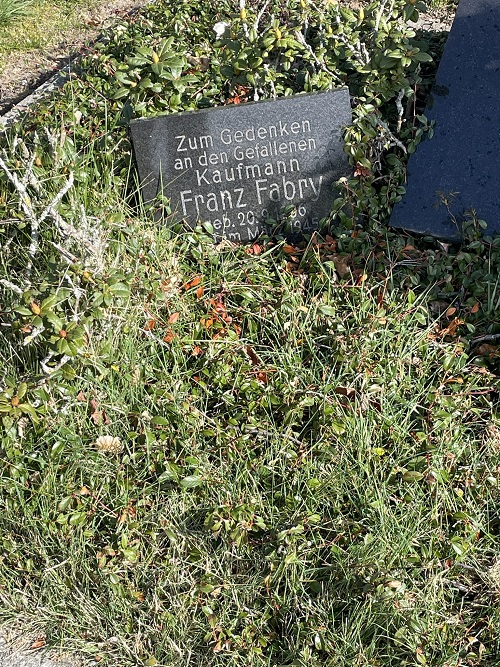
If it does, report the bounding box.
[390,0,500,240]
[130,90,352,241]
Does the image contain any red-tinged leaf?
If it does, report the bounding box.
[144,318,156,331]
[252,243,262,255]
[76,391,86,402]
[163,330,174,343]
[202,318,214,329]
[31,638,46,650]
[196,285,204,299]
[256,372,269,385]
[246,345,261,366]
[335,386,356,400]
[471,302,481,314]
[445,307,457,317]
[168,312,179,324]
[438,317,464,338]
[354,162,371,178]
[283,244,297,254]
[476,343,498,357]
[183,275,201,290]
[192,346,203,356]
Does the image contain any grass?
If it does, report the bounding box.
[0,0,498,665]
[0,0,113,66]
[0,199,499,665]
[0,0,33,28]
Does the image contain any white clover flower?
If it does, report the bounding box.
[95,435,123,454]
[213,22,229,38]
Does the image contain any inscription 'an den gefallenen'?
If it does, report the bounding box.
[130,90,352,241]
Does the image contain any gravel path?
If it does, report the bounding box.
[0,635,89,667]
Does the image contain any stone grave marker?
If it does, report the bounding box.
[130,89,352,241]
[390,0,500,240]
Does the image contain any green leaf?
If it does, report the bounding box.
[15,306,33,316]
[402,471,424,482]
[414,310,427,325]
[18,403,39,422]
[17,382,28,400]
[109,283,130,298]
[69,511,87,526]
[158,462,180,482]
[179,475,203,489]
[413,52,433,63]
[113,87,130,100]
[45,311,64,331]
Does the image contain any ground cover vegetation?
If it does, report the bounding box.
[0,0,499,665]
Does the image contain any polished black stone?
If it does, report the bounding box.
[130,90,352,241]
[390,0,500,240]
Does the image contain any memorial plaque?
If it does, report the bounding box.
[390,0,500,240]
[130,89,352,241]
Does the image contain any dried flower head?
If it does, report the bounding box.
[95,435,123,454]
[489,558,500,593]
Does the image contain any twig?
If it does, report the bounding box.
[40,352,71,375]
[295,31,344,85]
[396,88,404,132]
[471,333,500,346]
[376,118,407,153]
[0,279,23,295]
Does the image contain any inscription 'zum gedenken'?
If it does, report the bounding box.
[173,119,322,220]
